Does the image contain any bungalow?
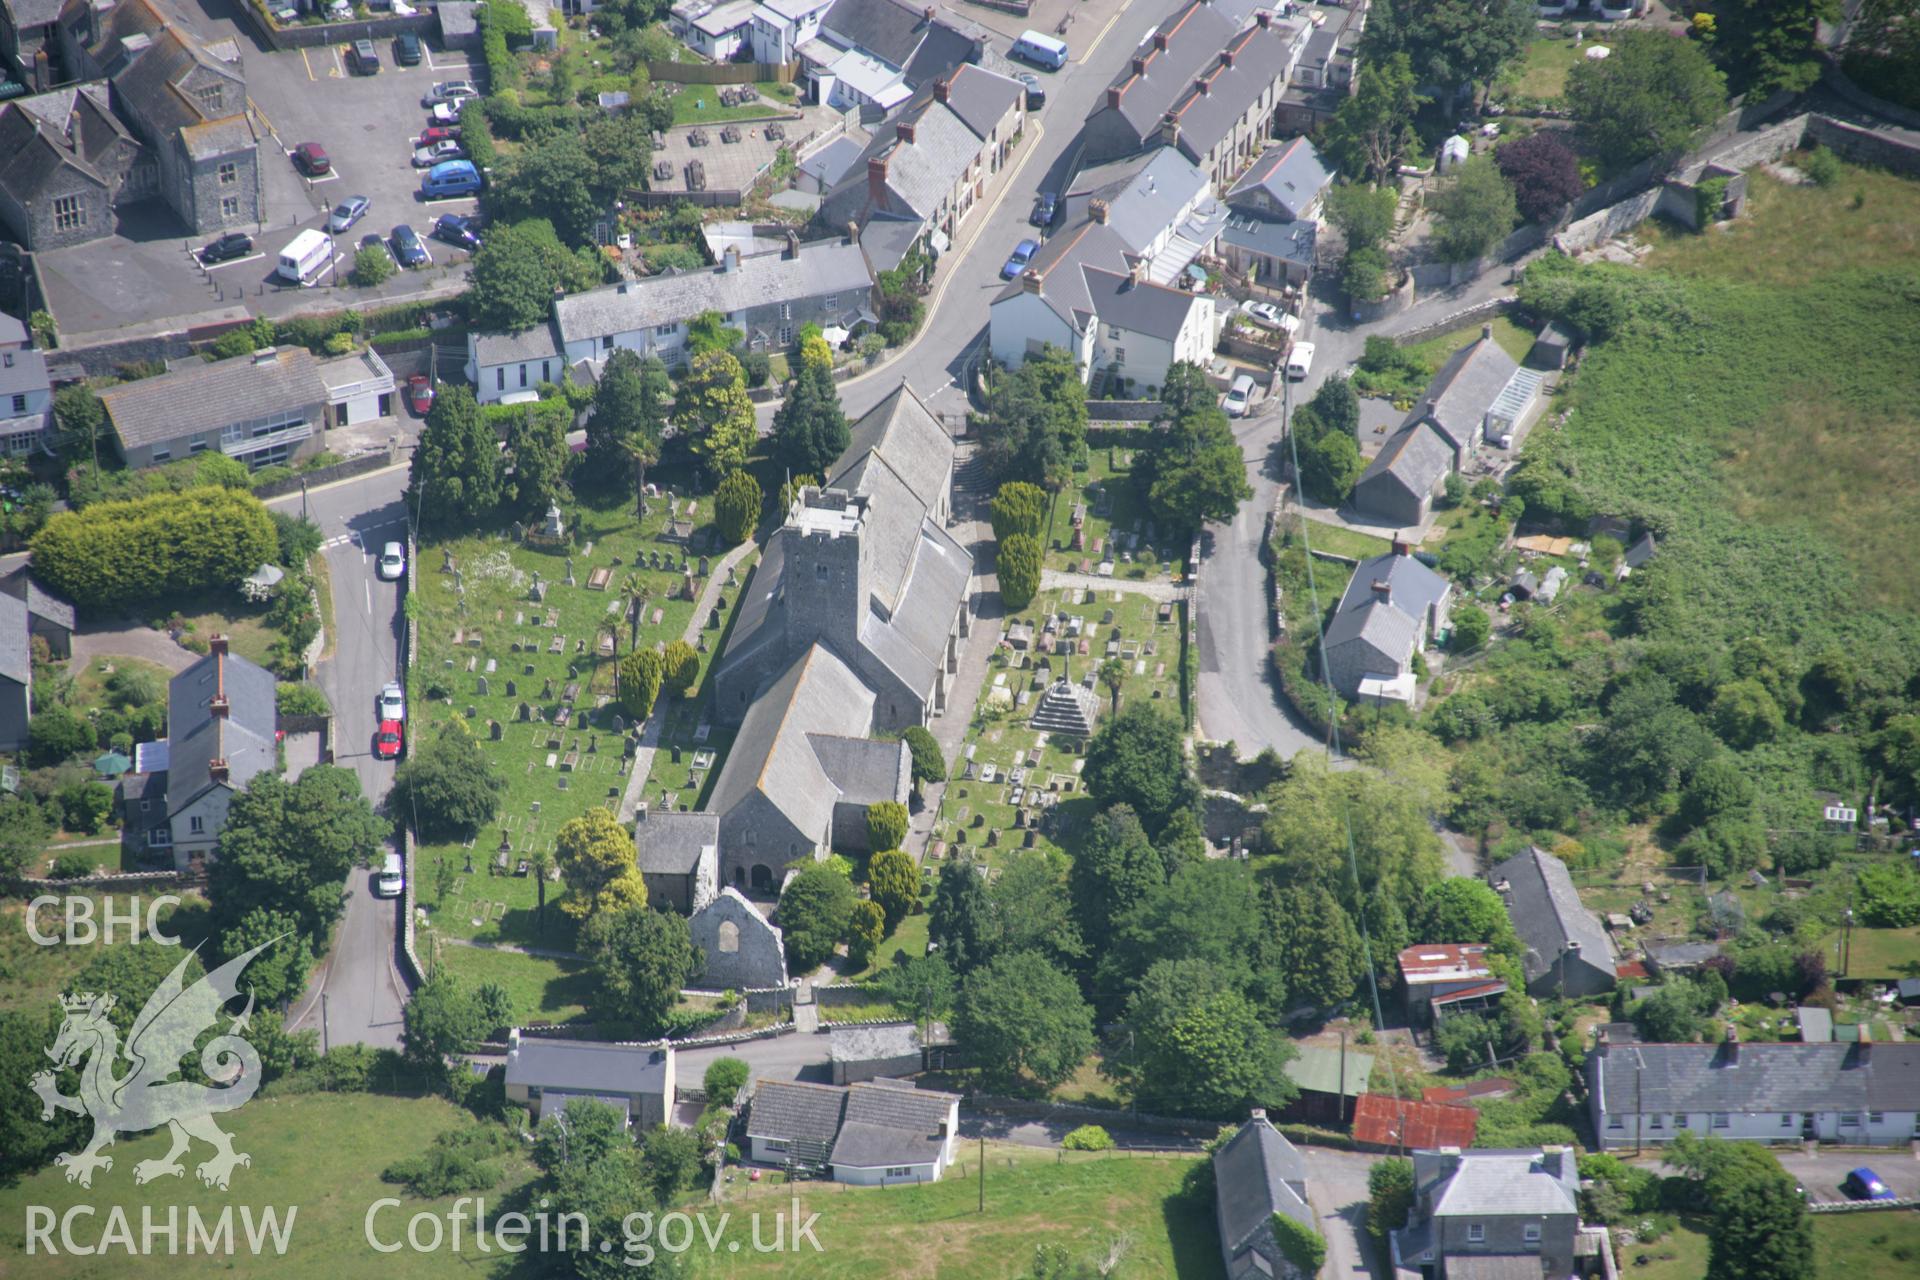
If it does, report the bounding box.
[504,1030,677,1128]
[1489,846,1617,999]
[745,1077,961,1184]
[1320,543,1452,703]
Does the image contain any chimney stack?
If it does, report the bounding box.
[1221,49,1235,68]
[1724,1024,1739,1065]
[846,220,860,245]
[1020,267,1042,295]
[1133,55,1147,75]
[209,634,230,657]
[1153,32,1169,51]
[1482,322,1494,341]
[933,76,950,104]
[867,155,889,206]
[1088,198,1109,224]
[1257,9,1272,26]
[722,245,742,273]
[1371,578,1391,603]
[1107,86,1123,109]
[1249,1107,1268,1123]
[209,758,230,785]
[209,694,229,719]
[1196,78,1210,96]
[1391,537,1409,557]
[922,4,933,20]
[783,229,799,260]
[896,119,916,145]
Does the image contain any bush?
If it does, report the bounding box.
[713,470,761,546]
[381,1125,512,1197]
[703,1056,749,1101]
[740,350,771,387]
[618,648,664,720]
[997,533,1041,610]
[276,681,331,717]
[49,851,97,880]
[660,639,699,697]
[902,725,946,786]
[31,486,277,613]
[989,481,1047,542]
[350,245,394,289]
[865,800,908,853]
[58,782,113,835]
[1062,1124,1113,1151]
[28,707,93,767]
[1799,146,1841,187]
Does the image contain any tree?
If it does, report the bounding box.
[1098,859,1289,1018]
[928,856,993,975]
[1071,804,1166,955]
[0,797,49,879]
[987,851,1084,966]
[207,766,384,946]
[53,383,106,468]
[1085,704,1196,837]
[1667,1136,1814,1280]
[979,344,1087,491]
[880,955,956,1040]
[555,808,648,920]
[847,900,886,968]
[956,950,1095,1090]
[1114,958,1297,1117]
[2,1009,88,1179]
[713,469,761,545]
[902,725,946,787]
[350,244,393,288]
[1324,54,1422,181]
[1097,657,1125,716]
[216,906,315,1007]
[1362,0,1531,107]
[28,706,92,766]
[1679,756,1754,831]
[491,136,603,248]
[867,848,919,930]
[1871,713,1920,808]
[1303,377,1360,441]
[1419,878,1518,952]
[1273,883,1364,1010]
[1299,430,1363,506]
[1145,402,1252,532]
[30,486,278,613]
[466,221,604,334]
[997,533,1041,610]
[1433,1011,1496,1072]
[504,405,569,516]
[1430,155,1518,263]
[1633,979,1711,1043]
[1566,31,1728,169]
[659,639,698,698]
[409,386,502,531]
[580,905,698,1035]
[865,800,908,853]
[586,349,671,504]
[1368,1157,1415,1243]
[1856,862,1920,928]
[770,336,850,476]
[1496,131,1585,223]
[391,721,507,840]
[1710,678,1784,749]
[617,648,664,720]
[402,967,484,1072]
[1711,0,1837,96]
[1271,1214,1327,1277]
[1449,605,1490,653]
[686,310,744,357]
[989,481,1048,542]
[778,863,856,971]
[674,350,755,480]
[1325,182,1401,255]
[704,1056,750,1101]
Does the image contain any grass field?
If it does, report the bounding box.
[1398,314,1536,373]
[1816,924,1920,979]
[1294,519,1393,562]
[1627,1207,1920,1280]
[694,1150,1218,1279]
[0,1093,536,1278]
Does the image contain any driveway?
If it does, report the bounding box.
[1300,1146,1388,1280]
[1770,1150,1920,1204]
[69,624,197,675]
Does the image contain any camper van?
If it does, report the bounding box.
[420,159,482,200]
[277,229,334,286]
[1011,31,1069,70]
[373,852,405,898]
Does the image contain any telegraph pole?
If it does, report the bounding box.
[977,1133,985,1213]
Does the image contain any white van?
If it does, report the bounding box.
[1012,30,1069,70]
[373,852,405,898]
[278,229,333,286]
[1286,341,1316,381]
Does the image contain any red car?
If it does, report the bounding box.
[417,125,462,146]
[375,719,403,760]
[407,374,435,416]
[291,142,330,176]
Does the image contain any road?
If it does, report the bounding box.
[280,465,415,1051]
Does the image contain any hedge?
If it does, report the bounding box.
[30,486,278,612]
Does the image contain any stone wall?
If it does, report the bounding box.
[1807,116,1920,176]
[238,2,439,50]
[690,889,788,989]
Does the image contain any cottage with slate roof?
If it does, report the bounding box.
[1322,542,1452,703]
[1226,136,1333,223]
[798,0,985,112]
[0,564,75,658]
[2,0,66,91]
[1588,1028,1920,1149]
[746,1077,961,1184]
[1489,846,1617,999]
[467,318,568,407]
[1212,1110,1315,1279]
[1390,1147,1589,1280]
[504,1030,676,1128]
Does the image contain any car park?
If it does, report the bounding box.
[408,374,435,416]
[351,39,380,75]
[198,232,253,264]
[378,681,406,723]
[412,140,467,168]
[327,195,370,233]
[1223,374,1256,418]
[378,540,406,580]
[431,213,481,251]
[291,141,330,175]
[374,719,404,760]
[422,81,479,108]
[1030,192,1056,227]
[390,224,430,268]
[1000,239,1039,280]
[393,31,422,65]
[1844,1168,1894,1201]
[1017,72,1044,108]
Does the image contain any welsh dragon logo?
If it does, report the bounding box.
[30,941,274,1190]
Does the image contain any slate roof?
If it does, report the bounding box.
[505,1036,672,1095]
[165,645,277,814]
[554,240,873,347]
[1212,1116,1313,1265]
[0,568,76,632]
[856,214,924,274]
[829,1022,921,1064]
[632,809,720,875]
[1402,334,1520,458]
[830,1079,958,1167]
[1623,533,1657,569]
[901,14,980,90]
[0,592,30,686]
[1101,3,1244,143]
[1227,137,1333,220]
[1326,550,1449,657]
[819,0,925,68]
[829,379,950,517]
[1352,1094,1479,1148]
[1165,21,1301,162]
[806,733,907,805]
[1219,211,1318,269]
[1356,422,1452,508]
[1065,147,1213,259]
[873,101,978,219]
[1489,846,1617,987]
[708,644,878,842]
[1082,266,1202,341]
[748,1079,849,1144]
[1422,1148,1579,1218]
[859,514,969,696]
[1594,1040,1920,1114]
[0,345,49,399]
[8,0,69,28]
[1796,1006,1833,1042]
[473,320,562,367]
[939,63,1021,140]
[111,26,249,151]
[0,313,25,346]
[798,133,866,189]
[100,348,329,451]
[0,86,123,206]
[1282,1044,1375,1099]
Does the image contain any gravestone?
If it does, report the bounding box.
[582,540,593,558]
[698,555,709,575]
[465,705,477,718]
[565,556,576,587]
[517,701,532,721]
[485,658,496,673]
[490,720,503,741]
[727,564,737,585]
[610,714,625,732]
[506,680,517,697]
[441,548,455,573]
[543,677,555,698]
[476,675,490,696]
[588,734,597,754]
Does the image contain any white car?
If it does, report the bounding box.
[1240,299,1286,328]
[423,81,479,108]
[377,681,405,722]
[377,541,406,580]
[1222,374,1256,418]
[1286,341,1316,381]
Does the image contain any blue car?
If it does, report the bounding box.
[1000,239,1039,280]
[389,224,430,269]
[1845,1168,1894,1201]
[1030,193,1057,227]
[432,213,482,252]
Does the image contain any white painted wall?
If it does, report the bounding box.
[988,291,1082,372]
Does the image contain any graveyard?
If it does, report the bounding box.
[932,585,1190,871]
[1039,447,1189,580]
[406,493,751,1001]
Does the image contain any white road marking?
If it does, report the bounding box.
[200,252,266,270]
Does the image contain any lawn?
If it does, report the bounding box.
[165,591,280,668]
[1496,34,1583,105]
[429,940,595,1024]
[66,654,174,715]
[1293,519,1393,562]
[0,1093,536,1278]
[695,1150,1220,1279]
[1626,1207,1920,1280]
[1398,313,1536,374]
[669,82,798,127]
[837,899,932,981]
[1816,924,1920,980]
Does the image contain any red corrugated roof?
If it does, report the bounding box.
[1430,980,1508,1006]
[1351,1094,1479,1149]
[1615,960,1651,981]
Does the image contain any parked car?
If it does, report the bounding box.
[390,223,429,268]
[1286,341,1316,381]
[291,141,330,175]
[431,213,481,251]
[1017,71,1045,109]
[429,101,465,126]
[326,195,370,233]
[377,681,406,723]
[417,125,462,146]
[1030,192,1057,227]
[358,231,389,262]
[374,719,404,760]
[412,140,467,168]
[1844,1168,1894,1201]
[1000,238,1039,280]
[422,80,479,107]
[1222,374,1256,418]
[378,540,406,580]
[393,31,422,65]
[408,374,435,416]
[198,231,253,264]
[1240,298,1286,328]
[351,39,380,75]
